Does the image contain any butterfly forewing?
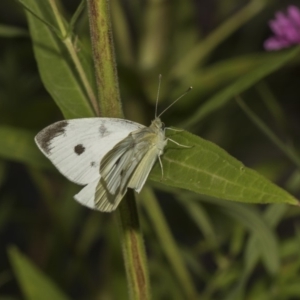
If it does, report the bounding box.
[35,118,144,185]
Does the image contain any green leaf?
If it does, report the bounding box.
[244,204,287,275]
[172,53,278,107]
[170,0,268,79]
[181,46,300,128]
[149,130,299,205]
[197,196,279,273]
[141,187,198,300]
[8,247,70,300]
[236,97,300,169]
[221,204,280,275]
[20,0,95,119]
[178,198,217,244]
[0,24,29,37]
[191,196,280,276]
[0,126,50,169]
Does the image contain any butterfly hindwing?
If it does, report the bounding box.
[74,134,139,212]
[82,127,165,212]
[74,177,120,212]
[127,146,161,193]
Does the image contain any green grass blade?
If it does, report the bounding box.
[170,0,269,79]
[8,247,70,300]
[244,204,287,274]
[141,187,198,300]
[172,52,284,111]
[200,197,280,274]
[178,198,217,245]
[236,97,300,169]
[181,47,300,128]
[255,82,287,130]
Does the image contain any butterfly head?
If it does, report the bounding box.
[151,117,165,132]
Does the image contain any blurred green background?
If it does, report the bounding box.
[1,0,300,299]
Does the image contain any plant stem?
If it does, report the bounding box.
[86,1,151,299]
[117,190,150,300]
[87,0,123,118]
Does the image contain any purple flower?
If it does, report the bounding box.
[264,5,300,51]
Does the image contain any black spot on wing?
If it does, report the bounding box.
[74,144,85,155]
[36,121,68,154]
[90,161,96,167]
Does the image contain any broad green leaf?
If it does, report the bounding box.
[20,0,95,118]
[149,130,299,205]
[0,24,28,37]
[0,126,50,169]
[8,247,70,300]
[181,46,300,128]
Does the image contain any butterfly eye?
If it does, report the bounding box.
[161,122,165,130]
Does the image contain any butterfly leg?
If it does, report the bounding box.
[158,155,164,180]
[165,128,192,148]
[167,138,192,148]
[165,127,184,132]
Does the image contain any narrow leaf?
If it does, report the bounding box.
[236,97,300,169]
[219,203,280,274]
[20,0,95,118]
[8,247,70,300]
[0,24,28,37]
[189,196,280,275]
[141,187,198,300]
[244,204,287,275]
[0,126,50,169]
[181,46,300,128]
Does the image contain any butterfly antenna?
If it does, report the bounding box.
[158,86,192,118]
[155,74,162,118]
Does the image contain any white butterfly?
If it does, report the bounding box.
[35,80,191,212]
